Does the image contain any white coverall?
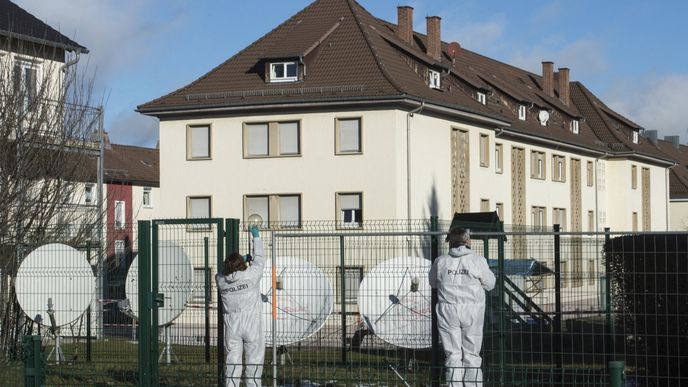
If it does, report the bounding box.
[429,245,496,387]
[216,238,265,387]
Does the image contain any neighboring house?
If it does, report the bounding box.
[138,0,674,235]
[654,134,688,230]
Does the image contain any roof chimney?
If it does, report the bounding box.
[644,129,658,145]
[542,61,554,97]
[558,67,570,105]
[664,135,680,149]
[397,6,414,45]
[426,16,442,61]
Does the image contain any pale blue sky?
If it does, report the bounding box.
[16,0,688,146]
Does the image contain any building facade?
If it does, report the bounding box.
[138,0,675,233]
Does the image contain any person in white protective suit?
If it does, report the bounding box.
[216,225,265,387]
[429,227,496,386]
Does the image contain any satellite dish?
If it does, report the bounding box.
[16,243,94,327]
[261,256,333,346]
[125,241,194,326]
[447,41,461,59]
[358,256,432,349]
[538,110,550,126]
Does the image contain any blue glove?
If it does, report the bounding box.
[243,254,252,263]
[249,225,260,238]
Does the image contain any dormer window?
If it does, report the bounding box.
[477,92,487,105]
[270,62,298,83]
[632,130,639,144]
[518,105,527,121]
[571,120,580,134]
[428,69,441,89]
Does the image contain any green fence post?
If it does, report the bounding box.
[553,224,563,372]
[496,232,506,384]
[137,220,152,387]
[609,361,624,387]
[222,219,238,386]
[151,222,160,387]
[23,335,43,387]
[204,236,211,364]
[339,235,347,365]
[430,216,440,387]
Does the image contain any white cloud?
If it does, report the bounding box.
[16,1,187,81]
[509,39,608,77]
[108,110,159,148]
[605,74,688,141]
[443,18,506,53]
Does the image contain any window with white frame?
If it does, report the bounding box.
[84,184,94,204]
[571,120,580,134]
[531,151,546,179]
[518,105,527,121]
[244,194,301,228]
[336,193,362,228]
[187,196,211,230]
[588,210,595,232]
[192,267,209,303]
[632,130,639,144]
[586,161,594,187]
[495,143,503,173]
[270,62,298,83]
[531,206,546,229]
[336,118,362,154]
[244,121,300,157]
[553,208,567,231]
[336,266,363,304]
[143,187,152,207]
[187,125,211,159]
[552,155,566,182]
[428,69,441,89]
[631,165,638,189]
[114,201,125,230]
[14,61,39,110]
[114,240,125,269]
[477,92,487,105]
[479,134,489,167]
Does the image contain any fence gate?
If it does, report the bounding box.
[137,218,239,387]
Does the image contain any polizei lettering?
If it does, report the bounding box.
[221,283,249,294]
[448,269,469,275]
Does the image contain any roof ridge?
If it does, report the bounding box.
[110,143,158,152]
[345,0,404,95]
[138,0,322,110]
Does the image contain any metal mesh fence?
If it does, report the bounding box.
[1,220,686,386]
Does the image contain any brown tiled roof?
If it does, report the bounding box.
[138,0,673,165]
[0,0,87,53]
[655,139,688,199]
[104,144,159,187]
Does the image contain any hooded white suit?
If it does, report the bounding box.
[216,238,265,387]
[429,245,496,386]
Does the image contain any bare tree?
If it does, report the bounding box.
[0,36,103,357]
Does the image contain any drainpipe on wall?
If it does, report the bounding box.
[61,51,81,73]
[666,162,678,230]
[407,101,425,225]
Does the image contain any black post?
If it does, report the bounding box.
[553,224,563,371]
[222,219,239,386]
[430,216,440,387]
[604,227,614,364]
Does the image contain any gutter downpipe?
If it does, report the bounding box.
[61,51,81,73]
[666,162,678,230]
[407,101,425,229]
